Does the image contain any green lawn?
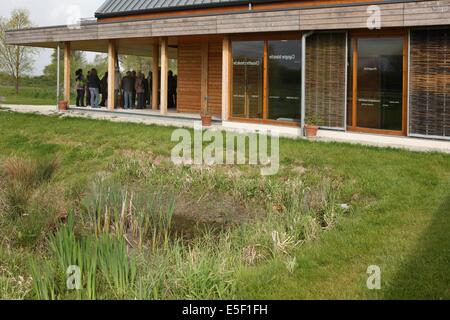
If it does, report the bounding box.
[0,85,57,105]
[0,110,449,300]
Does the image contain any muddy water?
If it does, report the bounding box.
[170,215,230,240]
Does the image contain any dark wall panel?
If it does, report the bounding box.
[305,32,347,128]
[410,28,450,137]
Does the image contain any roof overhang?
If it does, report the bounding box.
[5,0,450,54]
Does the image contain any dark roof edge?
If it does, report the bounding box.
[94,0,278,19]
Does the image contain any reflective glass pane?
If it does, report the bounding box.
[267,40,302,122]
[356,37,403,130]
[232,41,264,119]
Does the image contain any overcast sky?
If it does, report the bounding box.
[2,0,106,75]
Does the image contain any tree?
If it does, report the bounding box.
[120,55,152,74]
[119,55,178,75]
[43,49,87,81]
[85,54,108,77]
[0,9,36,94]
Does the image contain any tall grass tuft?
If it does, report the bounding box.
[0,156,59,219]
[2,156,59,189]
[81,178,176,248]
[47,213,98,300]
[48,213,78,270]
[29,259,57,300]
[97,234,136,298]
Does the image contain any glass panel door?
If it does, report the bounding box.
[232,41,264,119]
[356,37,403,131]
[267,40,302,122]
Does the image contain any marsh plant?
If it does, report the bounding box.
[81,178,177,248]
[0,155,344,300]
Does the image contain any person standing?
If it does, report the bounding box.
[100,72,108,107]
[75,69,86,107]
[135,72,146,109]
[131,70,137,108]
[168,70,175,109]
[87,68,101,108]
[114,68,122,109]
[122,71,133,109]
[147,71,152,107]
[143,73,149,107]
[85,70,91,106]
[173,74,178,109]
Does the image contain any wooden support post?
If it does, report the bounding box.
[160,37,168,115]
[221,36,231,121]
[63,42,71,105]
[152,42,159,111]
[107,40,116,110]
[201,41,209,114]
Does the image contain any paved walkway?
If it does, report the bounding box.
[1,104,449,154]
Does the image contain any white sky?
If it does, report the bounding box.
[1,0,106,75]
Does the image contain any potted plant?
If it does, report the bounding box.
[58,100,68,111]
[304,114,323,137]
[201,96,212,127]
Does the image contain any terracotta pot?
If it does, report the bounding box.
[304,124,319,137]
[201,115,212,127]
[58,100,68,111]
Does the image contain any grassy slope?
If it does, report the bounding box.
[0,111,449,299]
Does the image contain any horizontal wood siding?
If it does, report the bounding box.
[208,41,223,117]
[177,42,202,114]
[7,1,450,46]
[97,21,152,39]
[404,0,450,27]
[305,32,347,128]
[300,3,405,30]
[409,28,450,137]
[216,10,301,34]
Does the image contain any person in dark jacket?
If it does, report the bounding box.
[88,68,101,108]
[85,71,91,106]
[173,74,178,109]
[75,69,85,107]
[100,72,108,107]
[135,72,146,109]
[122,71,134,109]
[147,71,152,106]
[131,70,137,108]
[168,70,175,109]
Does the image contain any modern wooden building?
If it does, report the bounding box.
[5,0,450,139]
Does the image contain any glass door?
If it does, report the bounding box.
[351,35,406,134]
[231,41,264,119]
[267,40,302,122]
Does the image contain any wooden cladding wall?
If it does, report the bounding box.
[207,41,223,117]
[305,32,347,128]
[177,40,222,117]
[410,28,450,137]
[177,42,202,114]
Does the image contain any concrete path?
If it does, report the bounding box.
[1,104,449,154]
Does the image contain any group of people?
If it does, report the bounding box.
[75,68,178,110]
